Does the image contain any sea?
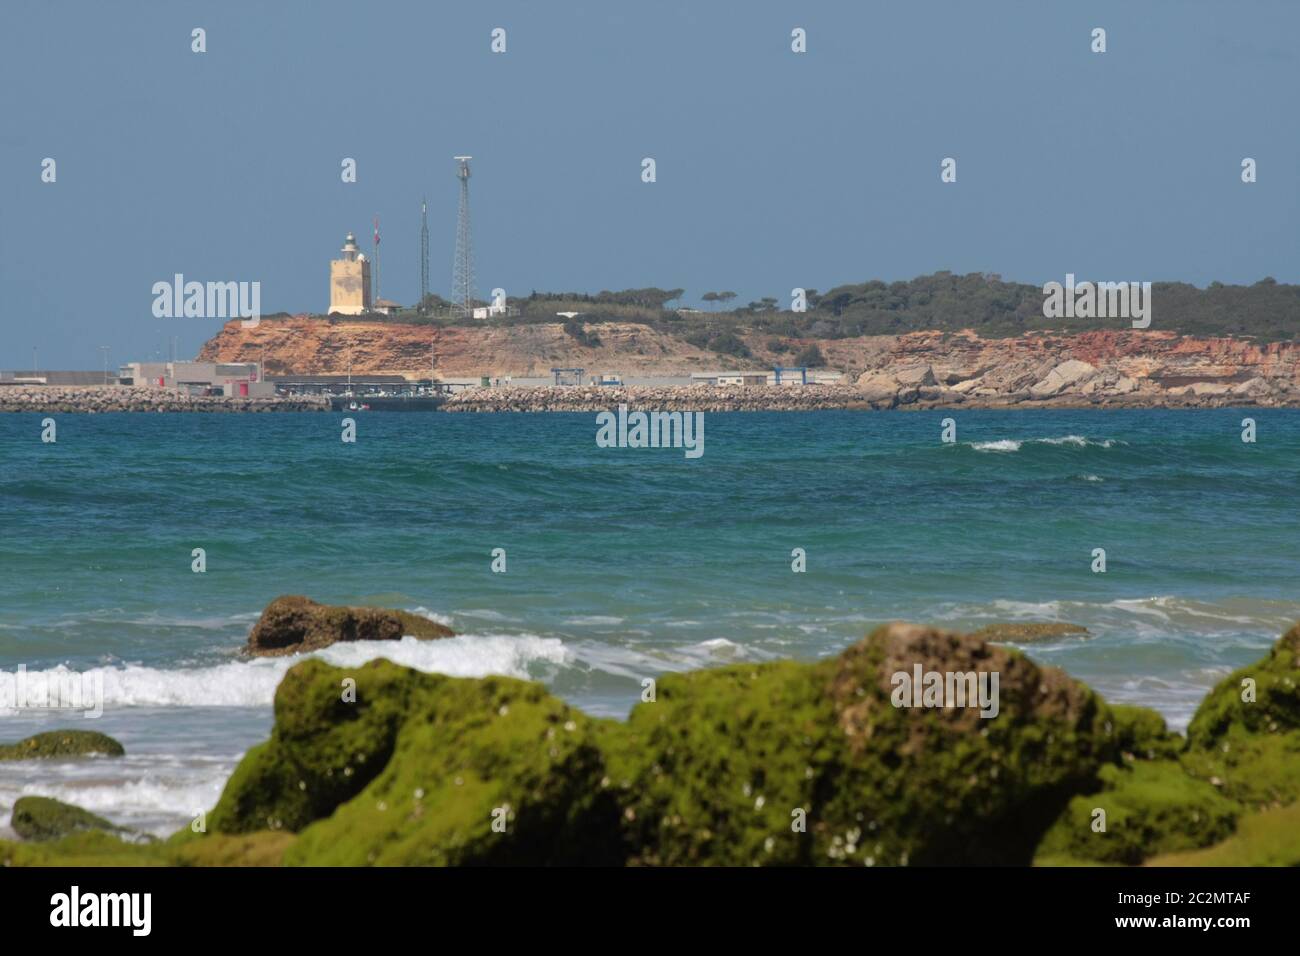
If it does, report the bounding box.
[2,408,1298,837]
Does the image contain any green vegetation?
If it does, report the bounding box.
[306,272,1300,345]
[10,796,127,842]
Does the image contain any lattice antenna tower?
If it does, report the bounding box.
[419,197,430,312]
[451,156,475,316]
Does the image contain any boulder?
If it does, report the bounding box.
[245,595,455,657]
[1038,624,1300,865]
[0,730,124,761]
[894,364,937,387]
[10,797,125,842]
[1029,360,1098,399]
[209,622,1127,866]
[854,372,898,405]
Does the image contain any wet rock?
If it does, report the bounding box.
[245,595,455,657]
[11,797,126,842]
[969,622,1090,643]
[0,730,125,760]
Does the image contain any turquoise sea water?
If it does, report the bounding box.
[2,408,1298,835]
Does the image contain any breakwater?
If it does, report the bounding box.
[0,386,329,413]
[439,380,1300,413]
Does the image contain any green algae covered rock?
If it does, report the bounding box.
[0,730,125,761]
[208,657,427,833]
[0,829,293,867]
[1038,624,1300,865]
[1033,760,1238,866]
[1182,623,1300,811]
[969,622,1089,644]
[245,595,455,657]
[612,623,1121,866]
[1147,802,1300,866]
[209,623,1125,866]
[11,796,125,842]
[211,658,623,865]
[1186,623,1300,747]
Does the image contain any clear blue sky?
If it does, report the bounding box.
[1,0,1297,368]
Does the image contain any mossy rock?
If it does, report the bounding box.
[211,658,623,865]
[1146,802,1300,866]
[0,829,291,866]
[245,595,455,657]
[1107,704,1185,761]
[969,622,1089,644]
[611,623,1123,866]
[1179,730,1300,810]
[0,730,125,761]
[1033,761,1238,866]
[208,657,427,833]
[11,796,126,842]
[1182,624,1300,809]
[1186,623,1300,747]
[0,831,167,867]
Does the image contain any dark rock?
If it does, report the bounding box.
[11,797,124,842]
[245,595,455,657]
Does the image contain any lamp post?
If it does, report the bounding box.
[98,346,111,385]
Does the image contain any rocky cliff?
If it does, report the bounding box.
[198,317,1300,407]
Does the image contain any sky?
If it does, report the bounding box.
[1,0,1297,368]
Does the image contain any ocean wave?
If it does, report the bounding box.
[968,435,1123,453]
[0,635,570,712]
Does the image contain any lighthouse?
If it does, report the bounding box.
[328,232,372,315]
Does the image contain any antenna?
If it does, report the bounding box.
[419,197,429,312]
[451,156,475,317]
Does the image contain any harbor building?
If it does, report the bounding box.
[118,361,274,397]
[328,233,372,315]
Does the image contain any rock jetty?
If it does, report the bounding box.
[443,384,871,413]
[442,372,1300,414]
[0,385,329,413]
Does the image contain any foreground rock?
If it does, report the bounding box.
[245,595,455,657]
[205,622,1129,865]
[5,620,1297,866]
[1035,623,1300,865]
[10,797,126,842]
[0,730,124,760]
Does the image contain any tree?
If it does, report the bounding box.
[794,343,826,367]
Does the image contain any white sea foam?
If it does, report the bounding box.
[0,635,570,712]
[968,435,1122,453]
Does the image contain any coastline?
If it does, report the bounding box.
[441,382,1300,413]
[6,381,1300,413]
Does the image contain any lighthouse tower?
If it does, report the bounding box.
[328,232,372,315]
